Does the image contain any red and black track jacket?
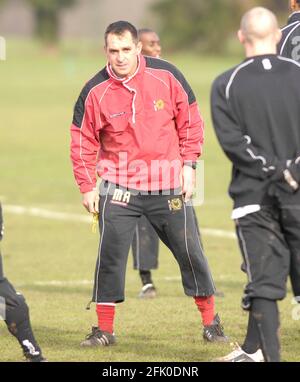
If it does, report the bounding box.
[70,55,204,193]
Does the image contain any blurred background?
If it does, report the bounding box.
[1,0,299,363]
[0,0,289,53]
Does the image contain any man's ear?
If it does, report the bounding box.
[237,29,245,45]
[136,41,142,54]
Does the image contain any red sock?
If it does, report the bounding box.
[96,303,115,334]
[194,295,215,326]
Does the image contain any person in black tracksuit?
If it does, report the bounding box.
[211,7,300,362]
[0,203,45,362]
[278,0,300,64]
[276,0,300,307]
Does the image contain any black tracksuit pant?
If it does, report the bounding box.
[235,202,300,307]
[92,181,216,303]
[0,254,42,359]
[132,215,159,271]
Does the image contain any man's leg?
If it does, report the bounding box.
[0,255,45,361]
[235,208,288,362]
[132,216,159,298]
[280,206,300,299]
[145,194,227,342]
[81,183,141,347]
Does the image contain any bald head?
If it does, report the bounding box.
[238,7,282,57]
[240,7,278,43]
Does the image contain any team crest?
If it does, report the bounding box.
[154,99,165,111]
[168,198,183,211]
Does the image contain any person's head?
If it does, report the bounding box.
[104,21,142,78]
[138,28,161,58]
[290,0,300,11]
[238,7,282,57]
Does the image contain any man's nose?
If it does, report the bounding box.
[117,52,125,61]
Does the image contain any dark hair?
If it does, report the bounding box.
[138,28,154,35]
[105,21,138,45]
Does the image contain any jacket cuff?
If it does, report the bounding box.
[182,155,199,163]
[79,183,96,193]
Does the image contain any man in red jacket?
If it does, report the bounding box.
[70,20,227,347]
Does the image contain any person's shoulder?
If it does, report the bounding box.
[211,60,255,100]
[144,56,185,78]
[80,67,110,98]
[212,64,242,89]
[281,22,296,33]
[277,55,300,69]
[280,15,300,43]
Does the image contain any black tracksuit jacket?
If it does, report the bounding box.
[211,54,300,208]
[278,12,300,63]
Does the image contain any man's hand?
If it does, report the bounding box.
[82,189,99,213]
[181,165,196,202]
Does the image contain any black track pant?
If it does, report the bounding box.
[235,205,300,306]
[0,254,42,358]
[280,206,300,298]
[132,216,159,270]
[235,206,290,306]
[131,209,202,272]
[92,182,216,303]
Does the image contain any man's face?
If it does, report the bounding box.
[291,0,300,10]
[105,31,142,78]
[140,32,161,58]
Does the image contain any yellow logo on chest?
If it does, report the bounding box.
[154,99,165,111]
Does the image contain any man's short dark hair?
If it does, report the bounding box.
[105,21,138,46]
[138,28,155,37]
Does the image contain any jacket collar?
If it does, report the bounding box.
[288,11,300,24]
[106,54,146,84]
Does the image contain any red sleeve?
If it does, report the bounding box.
[70,90,100,193]
[171,71,204,162]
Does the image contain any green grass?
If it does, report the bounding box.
[0,40,299,362]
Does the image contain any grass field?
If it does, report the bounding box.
[0,39,299,362]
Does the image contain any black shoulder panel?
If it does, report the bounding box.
[72,68,109,128]
[145,56,196,104]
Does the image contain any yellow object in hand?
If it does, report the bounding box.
[92,213,99,233]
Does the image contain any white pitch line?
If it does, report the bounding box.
[34,280,93,286]
[18,276,183,287]
[201,228,235,239]
[4,204,91,223]
[3,204,236,239]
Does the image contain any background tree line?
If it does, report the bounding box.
[0,0,291,52]
[151,0,289,53]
